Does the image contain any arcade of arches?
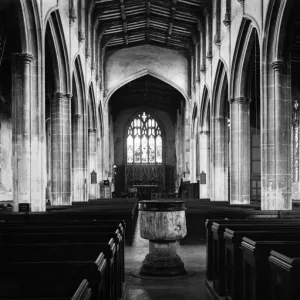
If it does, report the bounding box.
[0,0,299,212]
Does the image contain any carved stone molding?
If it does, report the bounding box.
[237,0,245,7]
[200,65,206,73]
[69,8,76,26]
[206,51,212,61]
[19,52,34,63]
[223,13,231,27]
[200,130,210,136]
[85,48,91,58]
[271,60,285,71]
[78,30,85,44]
[214,34,221,47]
[230,96,250,105]
[72,113,81,119]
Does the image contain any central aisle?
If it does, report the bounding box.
[124,213,212,300]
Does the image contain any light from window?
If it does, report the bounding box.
[127,112,162,164]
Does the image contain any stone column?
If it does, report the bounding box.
[230,97,251,204]
[262,61,291,210]
[199,130,210,199]
[12,53,33,211]
[72,113,86,202]
[211,117,229,201]
[88,128,97,199]
[51,92,72,205]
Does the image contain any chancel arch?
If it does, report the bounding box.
[109,74,184,199]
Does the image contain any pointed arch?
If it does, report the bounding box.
[264,0,294,64]
[199,85,210,130]
[105,69,190,107]
[45,10,70,93]
[212,60,229,118]
[231,18,261,99]
[72,55,86,115]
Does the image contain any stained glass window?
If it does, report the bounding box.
[127,112,163,164]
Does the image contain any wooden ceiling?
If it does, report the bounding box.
[109,75,183,117]
[92,0,206,55]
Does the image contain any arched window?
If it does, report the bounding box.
[127,111,162,164]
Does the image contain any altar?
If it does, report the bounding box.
[133,184,160,200]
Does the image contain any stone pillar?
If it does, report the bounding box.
[230,97,251,204]
[72,113,86,202]
[51,92,72,205]
[88,128,97,199]
[211,117,229,201]
[199,130,210,199]
[12,53,34,211]
[262,61,291,210]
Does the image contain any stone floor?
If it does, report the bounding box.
[124,213,212,300]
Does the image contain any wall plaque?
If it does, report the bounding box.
[200,171,206,184]
[19,203,30,213]
[91,171,97,184]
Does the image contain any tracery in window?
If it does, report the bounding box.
[127,112,162,164]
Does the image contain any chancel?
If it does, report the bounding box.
[0,0,300,299]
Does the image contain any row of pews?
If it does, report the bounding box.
[0,198,139,300]
[205,214,300,300]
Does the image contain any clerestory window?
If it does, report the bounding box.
[127,111,162,164]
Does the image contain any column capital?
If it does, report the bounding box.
[72,113,81,119]
[19,52,34,63]
[271,60,285,71]
[53,92,64,99]
[230,96,250,104]
[65,93,73,100]
[200,130,210,135]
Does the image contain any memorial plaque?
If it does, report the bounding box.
[200,171,206,184]
[104,179,110,186]
[91,171,97,184]
[19,203,30,213]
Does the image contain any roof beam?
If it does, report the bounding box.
[167,0,177,46]
[120,1,128,45]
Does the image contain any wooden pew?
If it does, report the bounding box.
[205,219,300,282]
[241,238,300,300]
[0,259,105,300]
[1,231,119,300]
[224,230,300,300]
[0,210,136,245]
[269,248,300,300]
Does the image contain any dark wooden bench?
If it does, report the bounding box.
[211,221,300,296]
[241,238,300,300]
[224,230,300,300]
[269,248,300,300]
[0,210,136,245]
[0,259,105,300]
[205,219,300,282]
[1,231,120,299]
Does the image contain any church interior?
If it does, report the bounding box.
[0,0,300,299]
